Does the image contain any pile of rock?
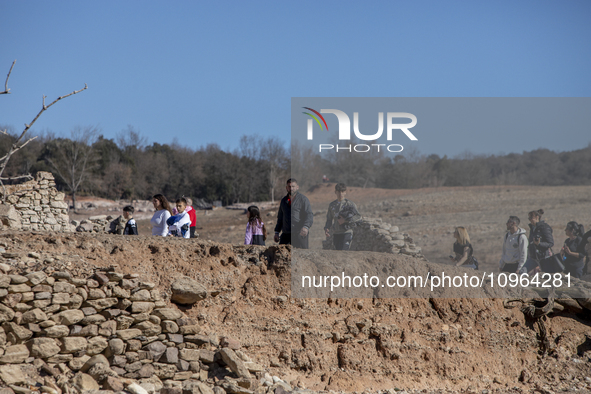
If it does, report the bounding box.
[0,172,70,233]
[0,265,290,394]
[72,215,117,233]
[323,218,422,256]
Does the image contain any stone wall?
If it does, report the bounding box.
[0,263,290,394]
[0,172,70,233]
[323,218,422,256]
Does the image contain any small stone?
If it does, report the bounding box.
[137,363,155,378]
[127,339,142,352]
[161,320,179,333]
[51,309,85,325]
[99,320,118,336]
[93,273,109,286]
[132,301,156,314]
[0,345,29,364]
[199,350,215,364]
[160,347,179,364]
[61,337,88,354]
[130,289,152,301]
[101,309,122,319]
[81,314,106,325]
[81,307,97,316]
[167,333,184,344]
[25,271,45,285]
[220,337,241,350]
[86,336,109,355]
[53,271,71,281]
[88,288,106,300]
[20,308,47,324]
[80,354,109,373]
[52,293,70,305]
[127,382,150,394]
[0,305,15,323]
[83,297,118,311]
[0,364,26,385]
[108,338,125,355]
[53,282,76,293]
[69,355,91,371]
[79,324,99,337]
[72,372,99,391]
[26,337,60,358]
[179,325,200,335]
[2,294,22,308]
[143,341,167,361]
[103,376,125,392]
[8,284,31,293]
[117,328,142,341]
[8,275,28,285]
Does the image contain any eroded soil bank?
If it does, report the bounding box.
[1,231,590,393]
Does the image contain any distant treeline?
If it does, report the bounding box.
[0,126,288,205]
[1,125,590,204]
[293,142,591,190]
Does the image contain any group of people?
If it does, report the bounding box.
[118,179,361,251]
[118,180,591,280]
[145,195,198,238]
[272,179,362,250]
[451,209,591,279]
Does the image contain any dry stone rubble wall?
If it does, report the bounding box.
[323,218,422,256]
[0,173,70,233]
[0,264,290,394]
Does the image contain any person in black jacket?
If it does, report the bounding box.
[581,228,591,275]
[561,221,586,278]
[274,178,313,249]
[527,209,554,261]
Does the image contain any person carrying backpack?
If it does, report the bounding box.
[499,216,528,274]
[324,183,362,251]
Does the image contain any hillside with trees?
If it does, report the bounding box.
[1,126,590,205]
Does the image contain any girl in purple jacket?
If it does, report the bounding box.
[245,205,266,246]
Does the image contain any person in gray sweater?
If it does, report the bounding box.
[499,216,528,273]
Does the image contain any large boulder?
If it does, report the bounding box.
[170,277,207,305]
[219,348,251,379]
[0,205,21,230]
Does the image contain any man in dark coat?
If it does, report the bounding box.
[274,178,313,249]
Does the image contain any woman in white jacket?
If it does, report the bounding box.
[151,194,172,236]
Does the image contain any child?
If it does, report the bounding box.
[185,197,197,238]
[123,205,138,235]
[167,198,191,238]
[245,205,266,245]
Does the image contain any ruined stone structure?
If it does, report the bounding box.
[323,218,422,256]
[0,172,70,233]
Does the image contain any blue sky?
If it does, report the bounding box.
[1,1,590,156]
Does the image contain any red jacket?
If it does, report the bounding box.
[186,206,197,227]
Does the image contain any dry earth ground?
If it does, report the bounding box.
[14,184,591,392]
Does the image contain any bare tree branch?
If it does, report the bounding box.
[0,174,33,181]
[0,60,88,201]
[0,136,38,162]
[0,60,15,95]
